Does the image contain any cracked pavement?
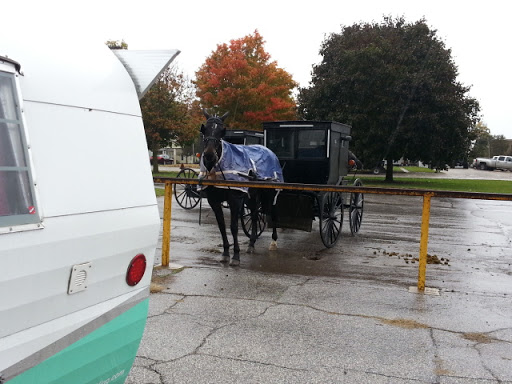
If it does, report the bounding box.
[127,180,512,383]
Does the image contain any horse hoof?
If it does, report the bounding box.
[269,240,278,251]
[229,258,240,267]
[220,255,229,263]
[247,245,255,254]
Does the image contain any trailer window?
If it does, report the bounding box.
[0,70,39,228]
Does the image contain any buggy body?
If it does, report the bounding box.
[264,121,352,185]
[263,121,363,247]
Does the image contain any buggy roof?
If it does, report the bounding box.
[224,129,264,138]
[262,120,351,136]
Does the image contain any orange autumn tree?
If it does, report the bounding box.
[195,30,298,130]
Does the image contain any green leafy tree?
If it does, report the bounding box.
[470,122,491,158]
[506,140,512,156]
[470,122,512,158]
[489,135,510,156]
[141,67,201,172]
[298,17,480,181]
[105,40,128,50]
[195,30,297,130]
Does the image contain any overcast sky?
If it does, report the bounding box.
[6,0,512,138]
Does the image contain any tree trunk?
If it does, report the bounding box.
[151,139,160,173]
[385,158,394,182]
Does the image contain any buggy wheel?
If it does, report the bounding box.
[241,199,266,238]
[319,192,343,248]
[349,179,364,235]
[174,168,201,209]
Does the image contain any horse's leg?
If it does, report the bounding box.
[207,194,230,262]
[269,192,279,251]
[227,193,243,266]
[246,194,259,254]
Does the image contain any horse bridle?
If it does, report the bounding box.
[202,118,225,152]
[203,135,222,147]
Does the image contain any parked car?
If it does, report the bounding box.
[473,155,512,171]
[150,154,173,164]
[451,160,469,169]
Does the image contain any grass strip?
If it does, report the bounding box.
[360,177,512,194]
[152,171,180,178]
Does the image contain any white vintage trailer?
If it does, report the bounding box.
[0,37,178,383]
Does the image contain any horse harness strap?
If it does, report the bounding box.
[217,162,232,191]
[203,136,221,144]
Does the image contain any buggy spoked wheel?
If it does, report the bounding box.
[349,179,364,235]
[241,199,266,238]
[319,192,343,248]
[174,168,201,209]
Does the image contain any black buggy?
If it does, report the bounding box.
[263,120,364,248]
[173,121,364,248]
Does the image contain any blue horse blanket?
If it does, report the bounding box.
[199,141,284,192]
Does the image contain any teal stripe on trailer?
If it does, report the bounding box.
[8,299,149,384]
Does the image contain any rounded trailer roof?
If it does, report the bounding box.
[2,35,141,115]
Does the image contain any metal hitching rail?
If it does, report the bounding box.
[154,177,512,293]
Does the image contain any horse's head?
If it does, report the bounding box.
[200,109,230,172]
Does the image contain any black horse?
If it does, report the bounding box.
[199,110,281,266]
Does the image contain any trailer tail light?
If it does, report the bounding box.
[126,254,147,286]
[348,159,356,167]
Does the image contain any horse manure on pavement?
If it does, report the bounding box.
[380,249,450,266]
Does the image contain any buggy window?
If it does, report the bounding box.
[0,70,39,228]
[266,129,294,159]
[245,136,262,145]
[297,130,327,158]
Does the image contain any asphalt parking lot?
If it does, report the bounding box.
[127,170,512,383]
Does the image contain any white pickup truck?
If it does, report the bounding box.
[473,155,512,171]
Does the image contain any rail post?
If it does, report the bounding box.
[161,182,172,267]
[417,193,433,291]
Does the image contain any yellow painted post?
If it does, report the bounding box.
[161,182,172,267]
[417,193,433,291]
